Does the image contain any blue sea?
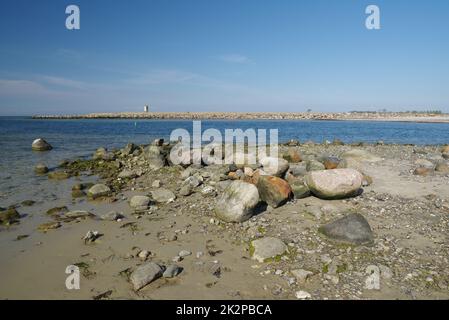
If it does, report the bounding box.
[1,116,449,204]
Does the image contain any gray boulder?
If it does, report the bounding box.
[319,213,374,245]
[100,211,124,221]
[129,195,151,211]
[163,265,183,278]
[35,163,49,174]
[151,188,176,203]
[144,145,166,170]
[87,184,111,199]
[259,157,289,177]
[32,138,52,151]
[215,181,260,223]
[305,169,363,199]
[306,160,325,172]
[130,262,164,291]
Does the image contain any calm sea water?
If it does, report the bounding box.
[1,116,449,204]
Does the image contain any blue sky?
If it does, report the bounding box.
[0,0,448,115]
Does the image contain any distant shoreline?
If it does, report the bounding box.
[31,112,449,124]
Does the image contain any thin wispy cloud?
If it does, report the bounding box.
[41,76,87,89]
[218,54,252,64]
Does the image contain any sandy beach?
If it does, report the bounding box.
[1,139,449,300]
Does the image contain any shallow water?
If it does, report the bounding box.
[1,117,449,205]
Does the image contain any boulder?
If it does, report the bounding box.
[441,145,449,153]
[179,185,193,196]
[250,237,288,263]
[290,181,311,199]
[305,169,363,199]
[32,138,52,151]
[288,164,308,177]
[129,195,151,211]
[319,213,374,245]
[64,210,94,219]
[163,265,183,278]
[87,184,111,199]
[34,163,49,174]
[100,211,124,221]
[435,162,449,173]
[413,167,433,176]
[323,157,341,170]
[215,181,260,223]
[306,160,325,172]
[340,149,381,162]
[151,188,176,203]
[259,157,289,177]
[285,148,302,163]
[121,143,137,155]
[144,145,166,170]
[415,159,435,169]
[256,176,293,208]
[130,262,164,291]
[93,148,115,161]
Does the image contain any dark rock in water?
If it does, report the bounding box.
[0,208,21,225]
[34,163,49,174]
[93,147,115,161]
[71,189,86,198]
[37,221,61,232]
[319,213,374,245]
[130,262,164,291]
[32,138,52,151]
[256,176,293,208]
[58,159,70,168]
[46,206,69,217]
[21,200,36,207]
[48,171,71,180]
[72,183,92,191]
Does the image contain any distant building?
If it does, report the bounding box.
[144,105,149,112]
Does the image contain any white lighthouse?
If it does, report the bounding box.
[144,104,149,113]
